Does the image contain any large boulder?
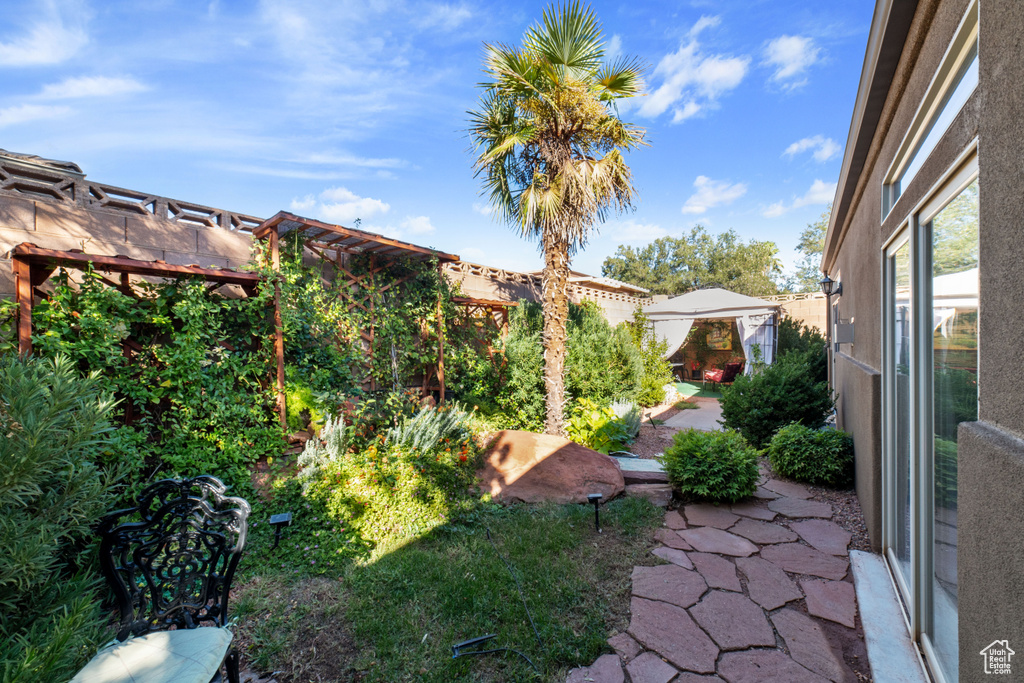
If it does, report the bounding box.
[477,430,625,504]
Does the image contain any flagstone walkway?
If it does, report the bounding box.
[566,476,869,683]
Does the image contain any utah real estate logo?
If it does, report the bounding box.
[980,640,1014,675]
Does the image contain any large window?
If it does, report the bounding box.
[883,156,977,683]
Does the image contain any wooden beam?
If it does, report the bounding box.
[269,229,287,429]
[14,258,33,356]
[436,262,445,404]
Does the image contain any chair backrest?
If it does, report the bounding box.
[722,361,745,383]
[97,476,250,641]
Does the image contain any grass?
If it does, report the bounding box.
[675,381,723,400]
[673,399,699,410]
[232,497,663,682]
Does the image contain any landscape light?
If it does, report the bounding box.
[269,511,293,550]
[587,493,603,533]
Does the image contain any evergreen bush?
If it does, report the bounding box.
[610,399,642,440]
[0,355,123,683]
[719,352,833,448]
[626,308,674,407]
[661,429,759,502]
[768,423,854,487]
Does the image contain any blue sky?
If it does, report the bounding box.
[1,0,873,280]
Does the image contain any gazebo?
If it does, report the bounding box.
[643,288,780,376]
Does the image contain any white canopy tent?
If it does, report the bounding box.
[643,288,781,372]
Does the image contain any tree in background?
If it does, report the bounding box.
[601,225,783,296]
[469,2,646,435]
[790,206,830,292]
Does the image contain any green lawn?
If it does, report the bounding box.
[233,498,663,682]
[675,381,723,400]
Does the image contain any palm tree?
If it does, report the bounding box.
[469,1,646,435]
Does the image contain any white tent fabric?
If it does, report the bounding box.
[644,288,780,369]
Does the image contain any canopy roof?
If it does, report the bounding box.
[644,287,778,319]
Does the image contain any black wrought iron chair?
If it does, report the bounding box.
[72,476,250,683]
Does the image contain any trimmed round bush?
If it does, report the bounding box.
[768,423,854,487]
[661,429,759,503]
[719,353,833,449]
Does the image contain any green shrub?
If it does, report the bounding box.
[0,355,124,683]
[387,402,472,452]
[661,429,759,502]
[776,316,827,383]
[626,308,673,407]
[719,352,833,449]
[567,398,632,454]
[610,399,642,440]
[768,423,854,487]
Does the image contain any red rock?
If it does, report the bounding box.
[478,430,624,504]
[678,527,757,557]
[628,597,719,674]
[627,483,673,507]
[730,518,798,545]
[771,608,850,682]
[608,632,642,663]
[631,564,707,608]
[768,497,833,519]
[684,503,739,529]
[735,556,802,610]
[801,579,858,628]
[566,654,624,683]
[626,652,679,683]
[664,509,687,530]
[652,546,693,570]
[717,650,829,683]
[729,501,777,521]
[688,552,741,591]
[623,469,669,485]
[760,544,849,580]
[789,519,852,556]
[654,528,692,550]
[762,479,813,499]
[689,590,775,650]
[675,675,725,682]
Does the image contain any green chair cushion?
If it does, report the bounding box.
[70,627,233,683]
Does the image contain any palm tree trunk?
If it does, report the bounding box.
[541,229,571,436]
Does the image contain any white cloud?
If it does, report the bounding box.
[37,75,147,99]
[636,15,749,122]
[298,152,406,169]
[289,186,390,224]
[783,135,841,162]
[458,246,486,262]
[606,34,622,61]
[764,35,821,88]
[399,215,435,235]
[417,3,473,31]
[681,175,748,214]
[761,179,837,217]
[0,0,89,66]
[472,202,495,215]
[607,219,668,243]
[0,103,72,128]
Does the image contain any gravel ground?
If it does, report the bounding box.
[629,402,684,458]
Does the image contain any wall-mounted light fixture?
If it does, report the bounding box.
[819,274,843,298]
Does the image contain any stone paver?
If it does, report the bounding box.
[631,564,708,609]
[735,556,802,610]
[731,517,798,545]
[689,590,775,651]
[802,579,858,628]
[729,501,777,521]
[664,509,687,530]
[566,654,624,683]
[572,475,866,683]
[628,483,673,507]
[607,632,642,663]
[684,503,739,529]
[762,479,813,499]
[768,497,834,519]
[654,527,692,550]
[651,546,693,570]
[790,519,853,556]
[689,552,741,591]
[625,651,679,683]
[771,608,850,683]
[718,649,830,683]
[678,527,757,557]
[628,597,719,674]
[760,543,849,580]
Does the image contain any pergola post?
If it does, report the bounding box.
[14,257,33,356]
[436,261,445,404]
[269,229,287,429]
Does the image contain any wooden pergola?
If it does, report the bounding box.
[252,211,461,415]
[10,242,278,420]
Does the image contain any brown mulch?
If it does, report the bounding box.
[628,401,684,458]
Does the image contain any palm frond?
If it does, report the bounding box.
[596,56,646,98]
[525,1,603,73]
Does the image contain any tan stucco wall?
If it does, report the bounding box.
[764,293,827,332]
[0,193,255,297]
